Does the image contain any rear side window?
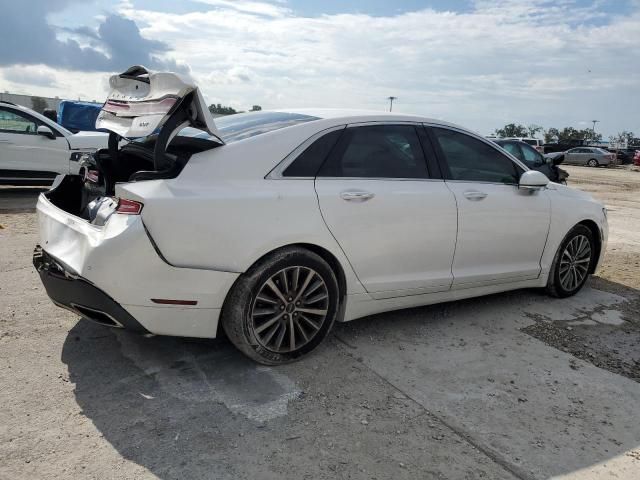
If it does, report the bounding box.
[318,125,428,179]
[283,128,344,177]
[521,144,543,166]
[432,128,520,184]
[499,142,523,161]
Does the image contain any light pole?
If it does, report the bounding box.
[591,120,599,134]
[387,96,397,112]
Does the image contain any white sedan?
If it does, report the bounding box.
[0,101,107,185]
[34,67,608,364]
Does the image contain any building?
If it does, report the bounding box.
[0,92,63,112]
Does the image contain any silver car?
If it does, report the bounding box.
[564,147,615,167]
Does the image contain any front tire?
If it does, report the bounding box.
[546,225,595,298]
[221,247,340,365]
[587,159,599,167]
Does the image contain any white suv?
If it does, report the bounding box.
[503,137,544,152]
[0,101,108,185]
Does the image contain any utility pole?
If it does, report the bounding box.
[387,96,397,112]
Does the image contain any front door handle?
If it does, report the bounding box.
[463,190,488,201]
[340,190,375,202]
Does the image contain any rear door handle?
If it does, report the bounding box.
[463,190,488,201]
[340,190,375,202]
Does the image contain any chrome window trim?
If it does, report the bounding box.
[266,121,428,180]
[423,122,530,174]
[315,177,444,182]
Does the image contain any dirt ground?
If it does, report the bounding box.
[1,166,639,480]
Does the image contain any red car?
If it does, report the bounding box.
[634,150,640,166]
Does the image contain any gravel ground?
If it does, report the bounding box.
[1,166,639,480]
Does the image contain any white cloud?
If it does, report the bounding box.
[2,0,639,135]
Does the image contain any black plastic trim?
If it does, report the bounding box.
[33,246,149,333]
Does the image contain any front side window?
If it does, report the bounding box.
[0,107,38,134]
[318,125,428,178]
[432,128,520,184]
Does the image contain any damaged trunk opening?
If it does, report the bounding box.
[44,65,223,225]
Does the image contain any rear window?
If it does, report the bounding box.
[216,112,319,143]
[178,112,319,144]
[523,139,539,146]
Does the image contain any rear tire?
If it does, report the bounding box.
[221,247,340,365]
[546,225,595,298]
[587,159,599,167]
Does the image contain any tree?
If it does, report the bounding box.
[527,124,543,138]
[609,131,635,148]
[494,123,528,138]
[543,127,602,144]
[31,96,48,113]
[208,103,237,115]
[250,105,262,111]
[544,128,559,144]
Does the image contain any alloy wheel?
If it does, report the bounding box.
[559,234,591,292]
[250,266,329,353]
[587,159,598,167]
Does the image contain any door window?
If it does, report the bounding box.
[432,128,520,184]
[318,125,429,178]
[0,107,39,134]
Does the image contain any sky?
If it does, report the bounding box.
[0,0,638,137]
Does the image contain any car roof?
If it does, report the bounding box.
[272,108,475,133]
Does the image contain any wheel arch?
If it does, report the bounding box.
[217,242,349,337]
[576,219,602,274]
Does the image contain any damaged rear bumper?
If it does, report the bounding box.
[33,246,149,332]
[35,190,240,338]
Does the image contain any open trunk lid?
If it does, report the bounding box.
[96,65,222,143]
[41,66,224,226]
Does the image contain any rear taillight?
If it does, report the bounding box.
[115,198,144,215]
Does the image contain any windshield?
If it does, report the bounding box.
[178,111,320,144]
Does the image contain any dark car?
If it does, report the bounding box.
[493,139,565,183]
[610,148,638,165]
[542,139,586,154]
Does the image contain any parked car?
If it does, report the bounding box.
[634,150,640,166]
[492,139,565,183]
[563,147,615,167]
[609,148,638,165]
[543,139,586,154]
[33,66,608,365]
[0,101,108,185]
[502,137,544,152]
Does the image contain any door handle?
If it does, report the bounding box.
[463,190,488,201]
[340,190,375,202]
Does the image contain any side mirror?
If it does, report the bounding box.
[519,170,549,190]
[37,125,55,139]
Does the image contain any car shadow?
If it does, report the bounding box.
[61,280,640,479]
